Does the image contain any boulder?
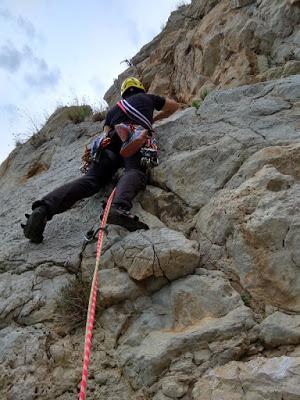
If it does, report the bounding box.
[99,268,144,307]
[102,228,200,281]
[258,312,300,347]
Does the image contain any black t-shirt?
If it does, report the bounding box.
[105,93,165,128]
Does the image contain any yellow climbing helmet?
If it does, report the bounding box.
[121,77,145,97]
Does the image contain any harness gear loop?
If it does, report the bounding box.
[78,188,116,400]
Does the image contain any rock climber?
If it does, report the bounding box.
[21,77,180,243]
[104,77,180,231]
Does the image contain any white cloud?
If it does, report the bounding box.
[0,7,41,41]
[0,0,181,164]
[24,68,61,90]
[0,42,23,72]
[0,42,61,90]
[17,15,38,39]
[0,104,19,124]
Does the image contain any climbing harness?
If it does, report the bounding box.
[116,100,159,169]
[79,188,115,400]
[80,132,113,174]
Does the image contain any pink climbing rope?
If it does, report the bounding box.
[79,188,116,400]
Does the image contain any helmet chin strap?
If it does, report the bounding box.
[122,87,145,99]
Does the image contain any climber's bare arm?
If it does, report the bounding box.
[153,98,181,123]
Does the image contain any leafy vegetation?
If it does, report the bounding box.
[200,87,209,101]
[191,88,210,109]
[192,99,202,109]
[67,105,92,124]
[241,293,252,307]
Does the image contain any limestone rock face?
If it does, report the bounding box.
[104,0,300,105]
[0,325,50,400]
[1,63,300,400]
[152,76,300,209]
[192,356,300,400]
[195,163,300,311]
[117,273,251,388]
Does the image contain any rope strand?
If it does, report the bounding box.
[79,188,116,400]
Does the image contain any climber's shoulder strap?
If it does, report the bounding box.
[117,99,153,131]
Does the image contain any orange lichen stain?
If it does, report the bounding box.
[21,161,49,181]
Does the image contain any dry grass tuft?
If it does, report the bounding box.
[92,110,107,122]
[55,278,91,330]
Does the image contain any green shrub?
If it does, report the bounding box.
[67,105,92,124]
[200,88,209,101]
[192,99,202,109]
[241,293,252,307]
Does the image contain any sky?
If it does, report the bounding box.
[0,0,187,163]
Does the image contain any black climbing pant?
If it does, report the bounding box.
[32,149,147,219]
[112,153,147,211]
[32,151,121,219]
[112,168,147,211]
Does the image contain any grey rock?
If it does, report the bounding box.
[102,228,200,281]
[99,268,143,307]
[256,54,269,73]
[193,349,211,366]
[0,266,74,326]
[152,76,300,208]
[118,306,254,388]
[153,393,171,400]
[116,270,253,388]
[283,60,300,77]
[139,185,196,233]
[162,379,189,398]
[192,356,300,400]
[170,355,195,372]
[95,372,108,385]
[105,0,300,105]
[49,341,68,364]
[230,0,255,8]
[258,312,300,348]
[0,325,49,399]
[196,164,300,311]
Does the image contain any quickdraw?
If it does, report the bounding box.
[80,133,112,174]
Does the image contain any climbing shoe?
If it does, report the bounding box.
[21,205,48,243]
[106,207,149,232]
